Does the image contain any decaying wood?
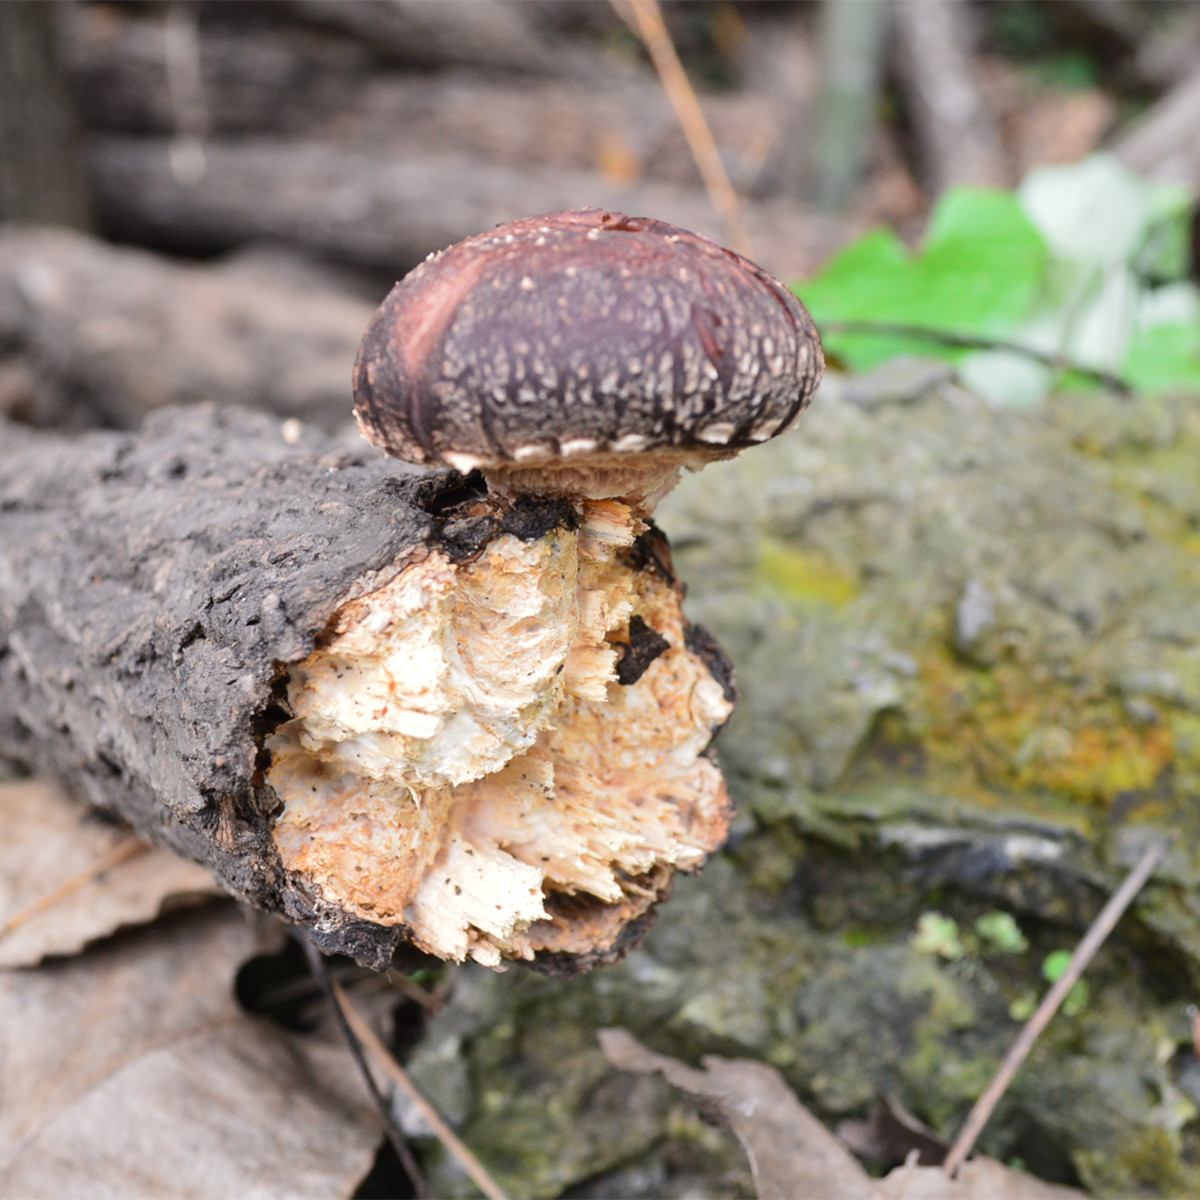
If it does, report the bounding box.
[0,225,374,430]
[892,0,1008,192]
[0,406,736,971]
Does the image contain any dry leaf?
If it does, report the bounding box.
[879,1156,1085,1200]
[0,902,381,1199]
[599,1027,880,1200]
[0,778,219,967]
[600,1028,1087,1200]
[838,1094,949,1168]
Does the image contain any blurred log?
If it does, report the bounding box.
[892,0,1008,192]
[65,7,780,196]
[87,136,850,282]
[285,0,599,78]
[1112,66,1200,193]
[0,227,373,430]
[63,4,370,137]
[0,4,90,228]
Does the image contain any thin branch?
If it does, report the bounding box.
[333,978,512,1200]
[0,836,146,940]
[611,0,754,259]
[942,836,1173,1177]
[822,319,1134,397]
[301,936,430,1200]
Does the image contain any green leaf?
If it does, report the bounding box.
[1125,322,1200,393]
[911,911,966,960]
[974,911,1029,954]
[796,188,1046,371]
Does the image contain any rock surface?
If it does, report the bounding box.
[403,368,1200,1199]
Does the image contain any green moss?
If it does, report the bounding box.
[754,536,860,607]
[1075,1126,1200,1199]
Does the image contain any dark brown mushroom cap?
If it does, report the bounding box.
[352,209,823,473]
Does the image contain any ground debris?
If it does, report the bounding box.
[0,902,380,1199]
[600,1027,1086,1200]
[0,777,218,968]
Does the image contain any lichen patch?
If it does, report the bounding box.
[266,499,734,967]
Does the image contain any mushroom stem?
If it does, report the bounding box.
[481,447,736,517]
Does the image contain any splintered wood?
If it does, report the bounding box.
[267,499,733,968]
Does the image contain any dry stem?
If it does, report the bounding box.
[612,0,754,259]
[333,978,511,1200]
[942,836,1173,1176]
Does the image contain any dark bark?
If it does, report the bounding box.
[0,406,454,966]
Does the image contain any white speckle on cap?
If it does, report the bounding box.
[561,438,598,457]
[512,443,550,462]
[748,417,781,441]
[520,276,535,291]
[613,432,650,452]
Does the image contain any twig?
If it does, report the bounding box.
[942,836,1173,1177]
[0,836,146,940]
[333,978,511,1200]
[301,936,430,1200]
[611,0,754,259]
[822,319,1135,398]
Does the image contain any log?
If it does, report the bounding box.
[87,135,850,282]
[62,4,372,138]
[0,406,736,972]
[284,0,597,78]
[64,7,784,195]
[0,225,374,430]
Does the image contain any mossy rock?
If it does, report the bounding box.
[414,370,1200,1199]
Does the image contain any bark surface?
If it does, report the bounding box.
[0,406,450,965]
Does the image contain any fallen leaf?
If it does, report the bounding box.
[838,1094,949,1168]
[879,1156,1084,1199]
[600,1029,1087,1200]
[0,777,219,967]
[599,1027,880,1200]
[0,902,381,1198]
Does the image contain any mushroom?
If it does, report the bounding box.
[353,208,824,514]
[265,210,824,970]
